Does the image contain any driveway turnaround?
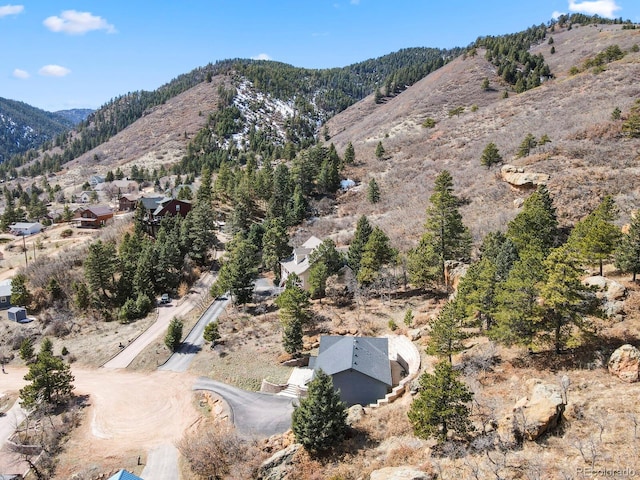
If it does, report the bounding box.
[158,296,230,372]
[193,378,294,437]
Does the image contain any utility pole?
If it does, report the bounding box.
[22,234,27,267]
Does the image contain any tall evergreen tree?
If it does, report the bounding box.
[568,195,621,275]
[408,360,474,444]
[292,369,348,453]
[480,142,503,169]
[375,141,385,160]
[343,141,355,165]
[540,245,590,353]
[516,133,538,157]
[20,339,75,411]
[347,215,373,274]
[408,171,471,287]
[506,184,558,255]
[10,273,31,308]
[356,226,397,285]
[615,213,640,281]
[426,300,466,363]
[211,236,259,305]
[276,274,311,356]
[367,178,381,203]
[491,248,546,347]
[261,218,292,284]
[84,240,118,306]
[456,257,498,329]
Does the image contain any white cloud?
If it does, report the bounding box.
[252,53,271,61]
[551,10,566,20]
[43,10,116,35]
[12,68,29,79]
[0,4,23,18]
[38,65,71,77]
[568,0,621,18]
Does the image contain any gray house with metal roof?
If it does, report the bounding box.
[309,336,392,406]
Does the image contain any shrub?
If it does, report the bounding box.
[60,229,73,238]
[422,118,437,128]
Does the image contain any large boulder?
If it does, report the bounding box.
[257,444,302,480]
[608,344,640,383]
[583,276,627,301]
[500,164,550,189]
[370,466,434,480]
[499,380,565,442]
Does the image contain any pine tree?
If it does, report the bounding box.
[344,141,355,165]
[203,322,221,348]
[506,185,558,255]
[20,340,75,411]
[347,215,373,273]
[615,213,640,281]
[375,141,385,160]
[568,195,621,275]
[516,133,538,157]
[292,369,348,453]
[408,360,474,444]
[356,226,397,285]
[491,248,546,347]
[10,273,31,307]
[367,178,381,203]
[480,142,502,169]
[165,317,184,352]
[426,300,466,363]
[261,218,292,284]
[540,245,590,353]
[276,274,311,356]
[84,240,118,306]
[408,171,471,287]
[211,236,259,305]
[455,257,498,329]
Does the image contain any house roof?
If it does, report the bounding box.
[8,307,26,313]
[83,206,113,217]
[107,470,143,480]
[313,336,392,387]
[139,196,164,211]
[0,279,12,298]
[280,236,323,278]
[10,222,41,230]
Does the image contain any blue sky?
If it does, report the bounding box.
[1,0,639,112]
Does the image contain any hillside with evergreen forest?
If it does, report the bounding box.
[0,97,74,163]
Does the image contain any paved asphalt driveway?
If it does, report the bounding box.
[193,378,294,437]
[158,296,230,372]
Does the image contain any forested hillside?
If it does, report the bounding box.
[1,47,460,179]
[0,97,74,163]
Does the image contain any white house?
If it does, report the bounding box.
[280,236,323,290]
[9,222,42,236]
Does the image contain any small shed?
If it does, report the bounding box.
[7,307,27,322]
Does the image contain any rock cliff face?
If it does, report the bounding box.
[500,164,550,190]
[608,344,640,383]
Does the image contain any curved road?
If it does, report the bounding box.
[193,378,294,437]
[158,296,230,372]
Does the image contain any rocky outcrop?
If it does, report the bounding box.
[583,276,627,319]
[500,164,550,189]
[499,380,565,442]
[369,466,434,480]
[608,344,640,383]
[257,444,302,480]
[347,404,365,426]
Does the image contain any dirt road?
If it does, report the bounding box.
[0,367,199,477]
